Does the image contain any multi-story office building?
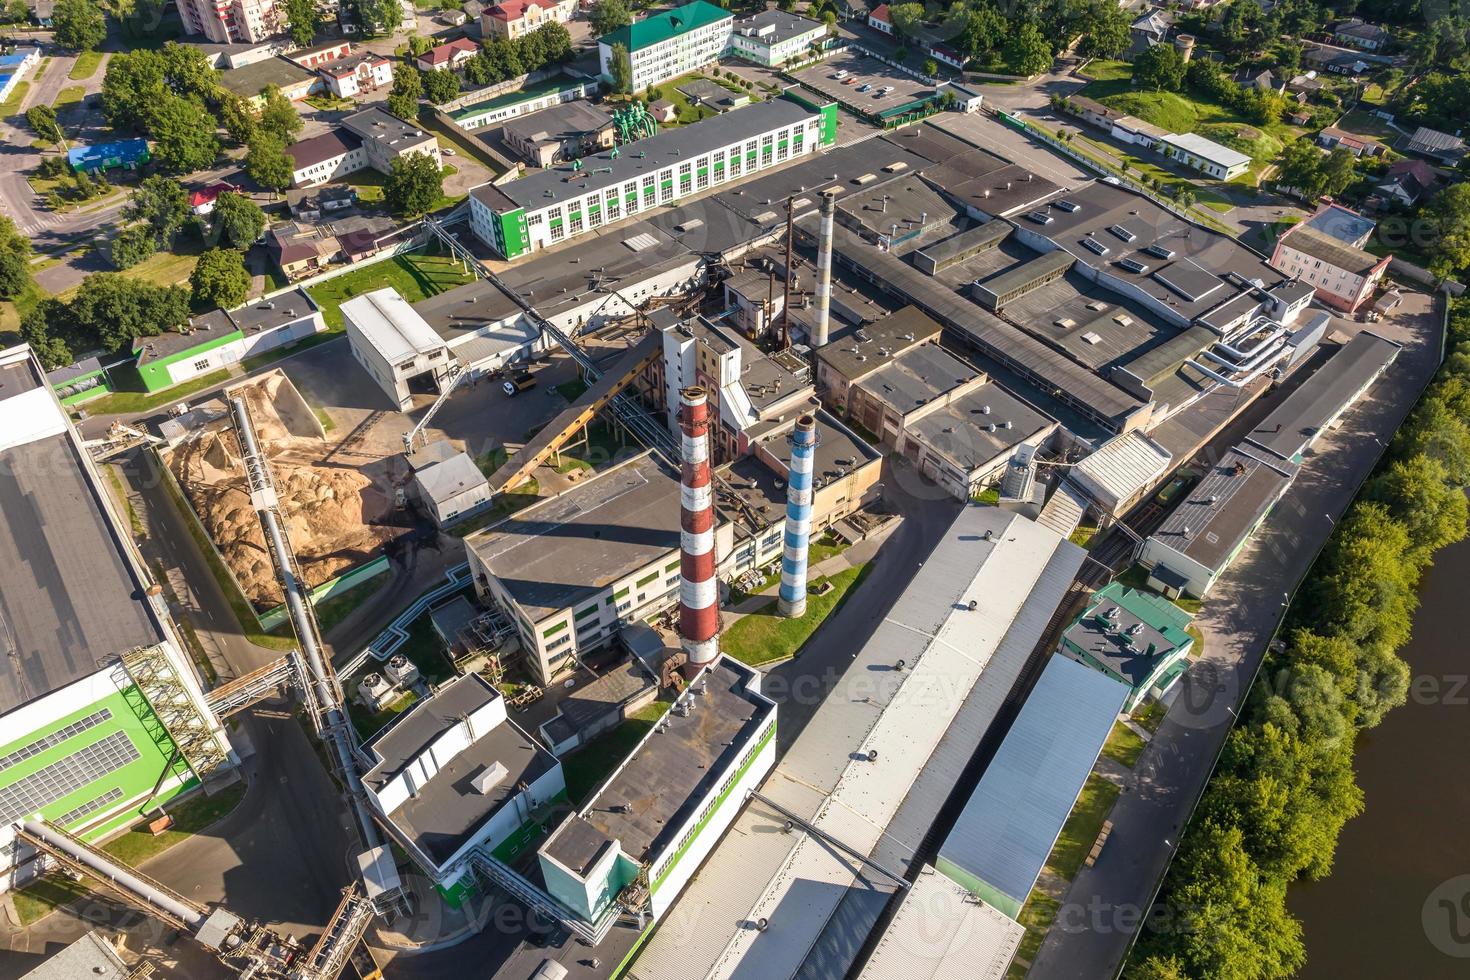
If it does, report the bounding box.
[598,0,733,93]
[469,94,836,259]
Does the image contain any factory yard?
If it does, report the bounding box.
[788,51,942,120]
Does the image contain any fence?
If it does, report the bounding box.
[256,555,391,632]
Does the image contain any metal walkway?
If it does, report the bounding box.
[204,652,310,718]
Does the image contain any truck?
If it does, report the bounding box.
[502,370,536,396]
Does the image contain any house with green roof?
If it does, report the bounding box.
[1058,581,1194,712]
[598,0,734,94]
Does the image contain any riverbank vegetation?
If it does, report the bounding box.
[1129,298,1470,979]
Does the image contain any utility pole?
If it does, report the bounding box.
[781,196,795,350]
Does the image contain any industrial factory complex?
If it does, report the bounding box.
[0,46,1433,980]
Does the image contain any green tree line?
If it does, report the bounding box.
[1128,298,1470,979]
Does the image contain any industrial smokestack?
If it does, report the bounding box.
[778,415,817,618]
[678,386,719,672]
[812,190,836,348]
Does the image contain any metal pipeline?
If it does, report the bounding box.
[1185,351,1283,388]
[228,397,381,849]
[1199,335,1287,374]
[21,819,206,931]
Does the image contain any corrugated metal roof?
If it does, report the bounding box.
[342,288,445,364]
[795,540,1085,980]
[1071,430,1173,507]
[936,656,1129,911]
[630,508,1075,980]
[855,867,1023,980]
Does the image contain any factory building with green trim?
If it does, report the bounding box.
[469,94,837,260]
[0,345,236,894]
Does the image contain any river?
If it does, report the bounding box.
[1291,533,1470,977]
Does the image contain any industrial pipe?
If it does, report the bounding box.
[678,387,719,671]
[811,190,837,348]
[778,415,817,618]
[21,820,206,931]
[228,398,382,850]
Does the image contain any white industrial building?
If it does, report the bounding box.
[343,288,457,411]
[856,866,1025,980]
[726,10,829,66]
[411,442,492,526]
[359,673,564,905]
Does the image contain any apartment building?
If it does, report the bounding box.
[481,0,574,39]
[177,0,279,44]
[597,0,733,93]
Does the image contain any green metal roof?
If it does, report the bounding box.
[599,0,732,53]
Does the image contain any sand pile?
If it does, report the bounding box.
[167,374,398,609]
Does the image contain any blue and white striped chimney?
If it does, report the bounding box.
[778,415,818,618]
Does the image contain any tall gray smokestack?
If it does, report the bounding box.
[812,189,837,349]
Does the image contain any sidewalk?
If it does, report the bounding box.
[724,522,897,625]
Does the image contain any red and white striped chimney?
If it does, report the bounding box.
[678,386,719,672]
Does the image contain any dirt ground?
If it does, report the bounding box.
[165,371,408,609]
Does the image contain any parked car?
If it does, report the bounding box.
[857,82,871,92]
[502,371,536,396]
[841,76,857,85]
[833,69,849,79]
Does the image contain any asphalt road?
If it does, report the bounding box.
[1027,293,1446,980]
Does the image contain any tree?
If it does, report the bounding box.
[385,153,443,218]
[1278,138,1328,198]
[591,0,632,33]
[102,50,167,130]
[957,3,1006,60]
[52,0,106,51]
[923,57,938,75]
[406,32,433,58]
[1318,146,1357,198]
[127,175,190,246]
[1133,43,1184,91]
[26,105,64,146]
[284,0,320,46]
[212,192,266,249]
[258,85,304,142]
[1080,1,1131,59]
[219,93,258,146]
[1003,22,1052,76]
[895,45,908,62]
[1368,455,1469,562]
[609,42,632,94]
[245,133,294,193]
[534,21,573,65]
[360,0,401,33]
[109,226,157,269]
[423,67,461,104]
[149,95,221,173]
[158,40,221,104]
[0,216,32,299]
[1425,183,1470,278]
[1,0,29,23]
[190,248,251,309]
[387,67,424,121]
[888,1,924,39]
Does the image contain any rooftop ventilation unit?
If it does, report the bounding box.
[472,761,509,795]
[1108,225,1137,242]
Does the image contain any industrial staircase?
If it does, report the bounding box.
[119,645,232,783]
[467,848,615,946]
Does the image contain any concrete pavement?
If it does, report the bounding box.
[1027,292,1445,980]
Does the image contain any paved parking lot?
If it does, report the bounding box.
[789,51,937,119]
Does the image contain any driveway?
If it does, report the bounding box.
[1026,291,1445,980]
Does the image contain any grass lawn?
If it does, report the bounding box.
[306,93,356,112]
[722,563,871,667]
[1337,107,1399,141]
[69,50,104,80]
[12,874,93,926]
[1132,698,1168,735]
[1101,719,1147,769]
[1006,892,1061,980]
[1046,773,1121,881]
[1079,59,1131,82]
[314,575,382,635]
[1116,564,1201,615]
[306,251,475,329]
[1,80,29,115]
[54,85,86,107]
[1069,525,1099,549]
[84,368,230,415]
[561,697,671,804]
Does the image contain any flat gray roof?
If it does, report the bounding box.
[937,655,1128,911]
[411,278,524,342]
[1151,445,1297,573]
[915,220,1012,267]
[1245,330,1399,461]
[837,176,953,240]
[496,225,694,318]
[342,107,439,154]
[19,932,128,980]
[906,382,1055,471]
[363,674,557,867]
[219,56,316,97]
[730,9,824,44]
[749,406,878,482]
[501,100,612,143]
[482,96,816,212]
[467,453,684,622]
[543,658,770,869]
[974,250,1076,304]
[815,305,942,384]
[0,431,162,714]
[855,343,979,416]
[416,452,487,504]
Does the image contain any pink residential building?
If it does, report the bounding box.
[177,0,279,44]
[416,37,480,73]
[481,0,574,39]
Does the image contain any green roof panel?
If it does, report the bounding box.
[600,0,733,52]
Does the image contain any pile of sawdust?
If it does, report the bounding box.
[167,375,397,609]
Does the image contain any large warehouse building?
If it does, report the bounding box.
[469,94,837,259]
[0,346,236,893]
